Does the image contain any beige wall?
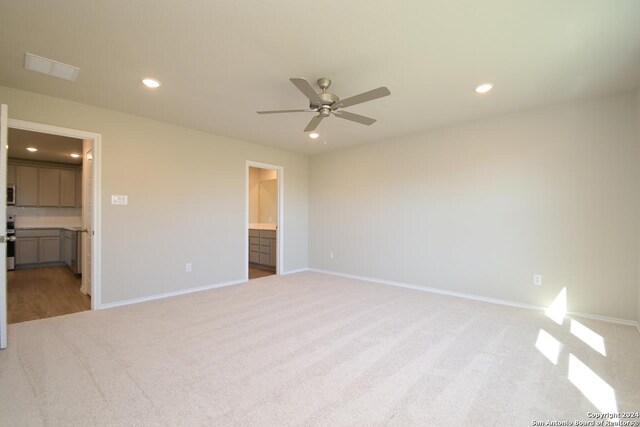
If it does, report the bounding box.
[0,85,308,304]
[259,177,277,224]
[637,90,640,323]
[310,91,640,321]
[248,167,260,223]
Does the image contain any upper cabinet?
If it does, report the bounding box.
[60,169,76,207]
[10,160,81,208]
[75,170,82,208]
[38,168,61,206]
[7,165,16,186]
[16,165,38,206]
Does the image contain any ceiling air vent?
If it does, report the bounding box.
[24,53,80,81]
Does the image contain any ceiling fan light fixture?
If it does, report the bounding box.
[309,132,319,139]
[475,83,494,94]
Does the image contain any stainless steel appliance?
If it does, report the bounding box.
[7,214,15,270]
[7,185,15,205]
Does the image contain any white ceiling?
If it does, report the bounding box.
[8,128,83,165]
[0,1,639,155]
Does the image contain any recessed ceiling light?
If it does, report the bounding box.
[26,147,38,152]
[70,153,81,158]
[309,132,319,139]
[475,83,494,94]
[142,78,161,88]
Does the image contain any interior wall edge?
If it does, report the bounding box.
[309,268,640,327]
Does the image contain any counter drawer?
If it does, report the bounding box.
[249,229,260,237]
[260,230,276,239]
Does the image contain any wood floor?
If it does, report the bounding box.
[249,266,275,279]
[7,266,90,324]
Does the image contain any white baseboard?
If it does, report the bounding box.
[98,278,246,310]
[308,268,639,328]
[281,268,310,276]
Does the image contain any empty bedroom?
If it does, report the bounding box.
[0,1,639,426]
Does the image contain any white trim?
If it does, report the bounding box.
[0,104,8,349]
[309,268,639,327]
[7,118,102,310]
[246,161,284,279]
[281,268,309,276]
[99,279,246,310]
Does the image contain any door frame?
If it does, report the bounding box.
[245,161,283,280]
[7,119,102,309]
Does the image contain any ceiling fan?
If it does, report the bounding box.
[257,78,391,132]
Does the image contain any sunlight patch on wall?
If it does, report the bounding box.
[545,287,567,325]
[570,319,606,356]
[535,329,562,364]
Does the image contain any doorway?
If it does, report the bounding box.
[246,161,283,280]
[6,128,89,323]
[0,115,101,348]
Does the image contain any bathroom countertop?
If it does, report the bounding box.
[248,223,277,231]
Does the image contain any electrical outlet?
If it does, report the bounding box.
[186,263,192,272]
[533,274,542,286]
[329,252,334,259]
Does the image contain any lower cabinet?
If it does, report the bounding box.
[249,229,276,270]
[15,229,63,266]
[15,237,39,265]
[39,237,61,263]
[62,230,78,272]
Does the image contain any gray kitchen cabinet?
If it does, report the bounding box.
[10,160,81,207]
[15,229,64,266]
[60,169,76,207]
[39,236,61,263]
[248,229,276,271]
[38,168,61,206]
[75,169,82,208]
[16,166,38,206]
[64,236,72,267]
[62,229,78,273]
[15,237,39,265]
[7,165,16,186]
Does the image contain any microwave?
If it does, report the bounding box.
[7,185,15,205]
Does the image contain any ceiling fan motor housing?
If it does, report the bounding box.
[257,77,391,132]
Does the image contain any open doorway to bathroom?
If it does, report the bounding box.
[247,162,282,280]
[6,128,90,323]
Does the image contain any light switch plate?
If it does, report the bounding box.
[111,195,128,205]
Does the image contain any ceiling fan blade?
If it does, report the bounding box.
[332,111,377,126]
[304,115,324,132]
[290,78,324,105]
[336,87,390,109]
[257,109,311,114]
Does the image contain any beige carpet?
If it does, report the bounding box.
[1,271,639,426]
